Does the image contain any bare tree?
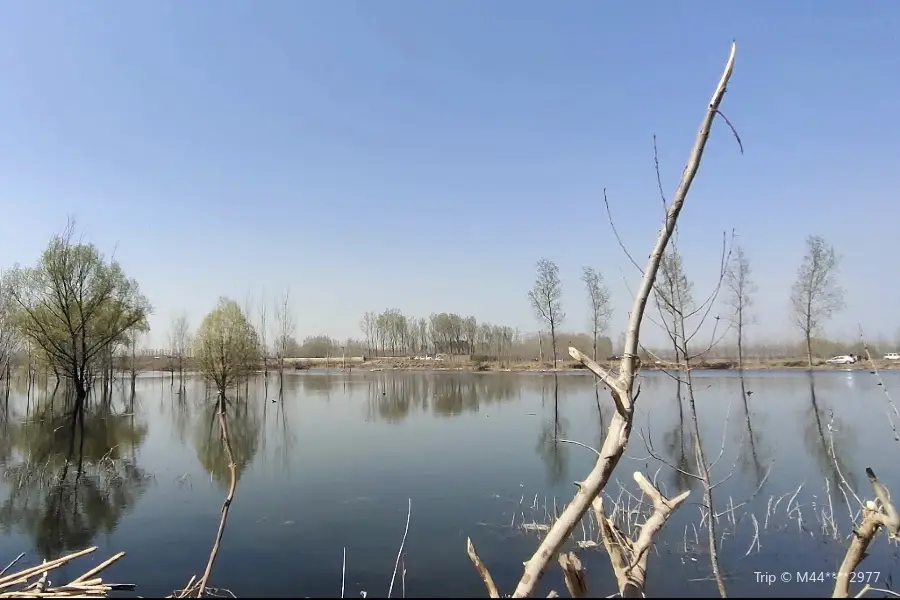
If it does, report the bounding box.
[725,245,756,369]
[273,289,295,395]
[258,294,269,396]
[790,235,845,367]
[646,232,735,597]
[528,259,564,367]
[654,249,694,364]
[169,312,191,391]
[127,324,147,396]
[582,267,612,362]
[466,42,738,598]
[0,269,16,393]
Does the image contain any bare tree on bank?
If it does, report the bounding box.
[582,267,612,362]
[169,312,191,391]
[725,245,756,369]
[790,235,845,368]
[466,42,738,598]
[273,289,295,396]
[528,259,564,368]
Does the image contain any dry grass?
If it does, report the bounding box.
[504,475,882,568]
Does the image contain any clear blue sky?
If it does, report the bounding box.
[1,1,898,349]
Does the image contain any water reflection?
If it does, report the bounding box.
[738,375,770,488]
[364,373,521,422]
[0,399,149,559]
[535,375,569,486]
[193,401,262,486]
[0,369,895,597]
[803,372,859,499]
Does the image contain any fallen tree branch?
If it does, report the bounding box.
[833,467,900,598]
[0,547,132,598]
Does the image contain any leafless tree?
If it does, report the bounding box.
[169,312,191,391]
[582,267,612,362]
[725,245,756,369]
[0,269,16,393]
[273,289,295,395]
[646,231,735,597]
[654,249,694,364]
[791,235,845,367]
[466,42,738,598]
[528,258,564,367]
[258,293,269,396]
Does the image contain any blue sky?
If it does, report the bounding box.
[1,1,898,349]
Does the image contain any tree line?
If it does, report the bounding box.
[0,214,862,408]
[524,233,849,370]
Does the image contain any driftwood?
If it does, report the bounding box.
[833,468,900,598]
[0,547,133,598]
[595,472,690,597]
[462,42,737,598]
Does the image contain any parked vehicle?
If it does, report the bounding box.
[884,353,900,361]
[825,355,858,365]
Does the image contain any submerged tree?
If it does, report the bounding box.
[790,235,845,367]
[5,220,151,407]
[195,298,260,398]
[169,312,191,390]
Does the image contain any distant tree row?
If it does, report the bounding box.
[525,234,850,369]
[0,219,871,405]
[359,309,517,360]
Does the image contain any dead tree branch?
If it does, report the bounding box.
[465,41,737,598]
[833,468,900,598]
[595,472,690,597]
[557,553,588,598]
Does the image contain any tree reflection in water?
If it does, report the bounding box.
[0,399,150,560]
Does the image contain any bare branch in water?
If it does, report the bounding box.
[388,498,412,598]
[595,471,690,597]
[833,468,900,598]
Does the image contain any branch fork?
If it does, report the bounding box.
[595,472,690,598]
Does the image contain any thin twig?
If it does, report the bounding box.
[388,498,412,599]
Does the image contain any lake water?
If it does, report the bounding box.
[0,369,898,598]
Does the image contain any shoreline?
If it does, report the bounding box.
[128,357,900,377]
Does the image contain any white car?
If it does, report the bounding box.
[884,353,900,361]
[825,355,857,365]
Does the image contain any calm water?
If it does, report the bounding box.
[0,369,898,598]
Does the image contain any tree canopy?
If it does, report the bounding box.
[4,222,151,397]
[194,297,260,395]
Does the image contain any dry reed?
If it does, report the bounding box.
[0,546,133,598]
